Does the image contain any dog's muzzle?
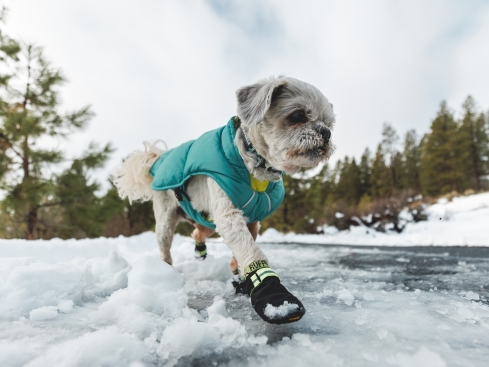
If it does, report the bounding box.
[307,126,331,158]
[314,125,331,144]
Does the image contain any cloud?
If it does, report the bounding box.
[5,0,489,187]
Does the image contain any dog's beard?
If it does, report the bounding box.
[263,133,334,173]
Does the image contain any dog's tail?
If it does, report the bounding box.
[110,141,167,203]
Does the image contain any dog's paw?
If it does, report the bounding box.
[251,276,306,324]
[238,261,306,324]
[194,243,207,260]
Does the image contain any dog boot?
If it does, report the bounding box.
[235,260,306,324]
[194,242,207,260]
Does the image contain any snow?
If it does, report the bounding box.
[263,301,299,320]
[29,306,58,321]
[335,289,355,306]
[1,194,489,366]
[258,192,489,247]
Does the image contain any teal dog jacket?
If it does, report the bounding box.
[149,117,285,229]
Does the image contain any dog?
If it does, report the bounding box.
[110,76,335,324]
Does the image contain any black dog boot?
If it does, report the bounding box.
[235,260,306,324]
[194,242,207,260]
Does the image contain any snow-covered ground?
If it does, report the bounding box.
[1,193,489,366]
[2,230,489,366]
[259,192,489,246]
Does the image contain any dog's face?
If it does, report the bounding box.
[236,76,335,174]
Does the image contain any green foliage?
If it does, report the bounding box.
[420,102,462,196]
[334,157,362,205]
[454,96,489,191]
[0,16,112,239]
[101,185,156,238]
[358,148,371,199]
[370,144,393,198]
[402,130,421,192]
[52,144,114,238]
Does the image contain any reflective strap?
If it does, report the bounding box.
[195,248,207,256]
[250,267,279,288]
[195,242,207,257]
[242,191,255,209]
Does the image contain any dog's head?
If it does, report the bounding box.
[236,76,335,174]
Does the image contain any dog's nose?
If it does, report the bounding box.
[315,125,331,142]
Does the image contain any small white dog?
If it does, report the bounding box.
[110,76,335,324]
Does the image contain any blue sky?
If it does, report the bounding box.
[5,0,489,184]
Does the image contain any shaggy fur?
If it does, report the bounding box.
[110,76,335,274]
[110,141,167,203]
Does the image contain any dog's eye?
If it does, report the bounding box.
[288,111,307,124]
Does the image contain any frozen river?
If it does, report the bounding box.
[1,233,488,367]
[184,243,489,367]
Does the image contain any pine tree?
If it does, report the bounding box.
[358,147,371,199]
[315,163,333,207]
[335,157,361,205]
[332,157,349,203]
[0,23,111,239]
[419,101,459,196]
[370,144,392,198]
[381,122,400,191]
[391,151,404,190]
[53,143,114,238]
[454,96,489,191]
[381,123,400,160]
[475,111,489,188]
[402,129,421,192]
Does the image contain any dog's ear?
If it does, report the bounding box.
[236,77,286,127]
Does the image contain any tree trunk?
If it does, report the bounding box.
[26,204,37,240]
[474,170,481,192]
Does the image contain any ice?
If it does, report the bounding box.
[88,256,188,338]
[1,221,489,366]
[263,301,299,319]
[247,334,268,345]
[457,306,474,319]
[207,296,228,317]
[1,261,83,320]
[175,254,230,282]
[460,291,480,300]
[29,306,58,321]
[363,292,375,301]
[23,328,148,367]
[336,289,355,306]
[83,250,131,299]
[392,347,447,367]
[158,318,221,364]
[57,300,74,314]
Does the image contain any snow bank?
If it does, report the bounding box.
[258,192,489,246]
[0,234,240,366]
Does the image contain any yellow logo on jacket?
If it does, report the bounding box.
[250,174,269,192]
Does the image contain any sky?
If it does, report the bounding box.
[4,0,489,187]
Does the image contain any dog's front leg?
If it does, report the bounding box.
[207,179,267,273]
[230,222,259,274]
[207,178,306,324]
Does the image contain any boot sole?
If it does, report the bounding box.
[266,307,306,325]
